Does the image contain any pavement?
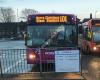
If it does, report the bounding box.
[0,38,24,42]
[0,38,11,42]
[0,73,85,80]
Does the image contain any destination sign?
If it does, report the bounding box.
[35,16,67,23]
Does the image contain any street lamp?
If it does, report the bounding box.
[95,11,98,18]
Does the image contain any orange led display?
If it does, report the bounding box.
[36,16,67,23]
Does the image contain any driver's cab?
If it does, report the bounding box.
[56,31,65,44]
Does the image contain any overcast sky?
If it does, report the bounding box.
[0,0,100,20]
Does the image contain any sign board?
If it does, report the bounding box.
[28,14,76,25]
[36,16,67,23]
[55,50,80,72]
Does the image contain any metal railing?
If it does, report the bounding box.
[0,48,85,80]
[0,49,32,77]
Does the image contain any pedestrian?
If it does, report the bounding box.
[24,32,27,45]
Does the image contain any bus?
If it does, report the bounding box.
[81,18,100,54]
[26,14,79,64]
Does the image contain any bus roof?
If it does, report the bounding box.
[83,18,100,26]
[27,13,77,25]
[83,18,100,23]
[28,13,75,17]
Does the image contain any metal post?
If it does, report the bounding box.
[95,11,97,18]
[80,51,82,76]
[0,50,3,78]
[39,48,43,77]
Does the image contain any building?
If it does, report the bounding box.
[0,22,27,39]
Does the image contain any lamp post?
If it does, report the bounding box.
[95,11,97,18]
[17,9,20,39]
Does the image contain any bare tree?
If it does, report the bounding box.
[0,0,5,3]
[21,8,39,21]
[0,7,15,22]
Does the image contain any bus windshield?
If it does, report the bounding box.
[92,26,100,42]
[27,24,77,47]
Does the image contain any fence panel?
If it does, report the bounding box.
[0,48,84,80]
[0,49,34,78]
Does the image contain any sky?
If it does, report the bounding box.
[0,0,100,20]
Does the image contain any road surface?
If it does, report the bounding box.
[82,55,100,80]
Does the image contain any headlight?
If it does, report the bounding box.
[93,46,97,51]
[28,53,36,60]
